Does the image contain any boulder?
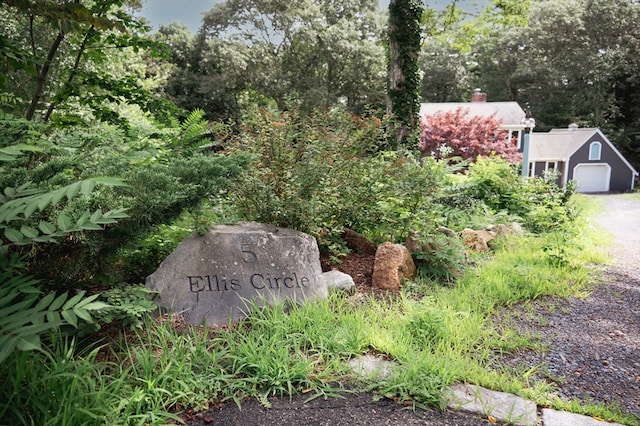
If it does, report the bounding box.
[342,228,377,255]
[437,226,458,238]
[145,222,327,326]
[372,242,417,291]
[486,223,523,237]
[460,228,496,252]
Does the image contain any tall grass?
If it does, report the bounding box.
[2,196,621,425]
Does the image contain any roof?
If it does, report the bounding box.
[528,128,598,161]
[529,127,639,176]
[419,102,527,129]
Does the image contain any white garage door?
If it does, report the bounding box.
[573,164,611,192]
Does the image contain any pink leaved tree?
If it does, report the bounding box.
[419,107,521,163]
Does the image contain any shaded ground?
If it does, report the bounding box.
[183,388,502,426]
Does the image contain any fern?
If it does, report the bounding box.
[0,256,108,363]
[1,175,128,361]
[178,108,210,152]
[0,177,128,253]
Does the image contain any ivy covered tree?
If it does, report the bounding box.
[419,107,521,163]
[387,0,423,150]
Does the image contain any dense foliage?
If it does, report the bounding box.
[0,0,631,424]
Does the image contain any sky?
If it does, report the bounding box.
[138,0,486,34]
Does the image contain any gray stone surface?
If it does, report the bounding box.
[542,408,623,426]
[322,270,355,293]
[445,384,537,426]
[145,222,328,326]
[348,354,395,380]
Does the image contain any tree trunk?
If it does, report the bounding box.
[25,31,65,121]
[387,0,423,151]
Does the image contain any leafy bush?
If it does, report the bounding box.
[411,232,467,283]
[229,106,387,252]
[443,157,577,233]
[230,106,451,254]
[1,111,250,286]
[89,284,157,330]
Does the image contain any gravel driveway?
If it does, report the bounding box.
[495,193,640,422]
[590,194,640,272]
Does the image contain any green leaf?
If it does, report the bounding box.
[49,292,68,311]
[0,339,17,364]
[81,301,110,311]
[62,291,84,310]
[76,210,90,227]
[34,292,56,311]
[33,235,58,244]
[4,228,23,243]
[103,209,129,219]
[57,214,72,231]
[80,223,103,231]
[50,188,65,206]
[80,180,95,196]
[73,293,101,309]
[39,221,56,235]
[20,225,39,239]
[16,334,41,352]
[47,311,60,323]
[74,308,93,322]
[65,182,81,200]
[61,309,78,327]
[36,192,55,211]
[90,209,103,222]
[23,200,39,219]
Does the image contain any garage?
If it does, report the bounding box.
[573,164,611,192]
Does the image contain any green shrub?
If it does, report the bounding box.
[446,157,577,233]
[230,106,451,254]
[230,106,386,252]
[89,284,157,330]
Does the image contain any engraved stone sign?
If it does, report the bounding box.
[145,222,328,326]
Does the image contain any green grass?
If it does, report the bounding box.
[4,195,636,425]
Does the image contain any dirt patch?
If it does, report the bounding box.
[321,252,374,287]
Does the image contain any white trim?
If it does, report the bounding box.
[573,163,611,192]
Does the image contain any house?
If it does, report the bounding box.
[527,125,638,193]
[420,90,530,150]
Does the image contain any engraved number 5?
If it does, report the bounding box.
[241,244,257,264]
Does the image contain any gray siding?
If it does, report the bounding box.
[567,134,635,192]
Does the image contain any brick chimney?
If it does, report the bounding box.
[471,88,487,102]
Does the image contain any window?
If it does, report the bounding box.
[589,142,602,160]
[544,162,557,178]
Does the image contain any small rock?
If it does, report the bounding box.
[372,242,417,291]
[322,270,355,294]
